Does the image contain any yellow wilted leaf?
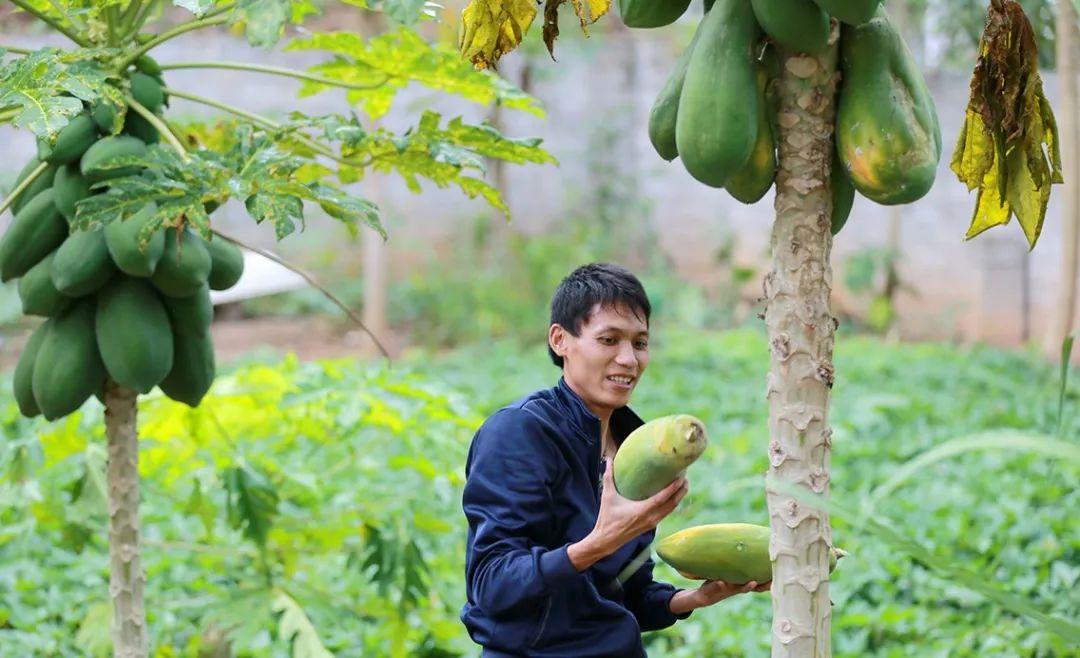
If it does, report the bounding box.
[460,0,538,70]
[951,0,1063,249]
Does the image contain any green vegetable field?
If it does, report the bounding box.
[1,329,1075,656]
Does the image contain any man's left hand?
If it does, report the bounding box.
[668,579,771,615]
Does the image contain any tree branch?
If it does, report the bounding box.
[117,14,230,71]
[8,0,91,46]
[126,96,189,160]
[0,161,49,216]
[158,61,389,92]
[211,228,393,361]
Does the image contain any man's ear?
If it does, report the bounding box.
[549,324,566,358]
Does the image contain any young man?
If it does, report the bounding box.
[461,263,769,657]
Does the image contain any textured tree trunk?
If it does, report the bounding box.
[104,379,148,658]
[764,31,840,658]
[1048,0,1079,356]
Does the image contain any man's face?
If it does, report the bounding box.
[549,303,650,418]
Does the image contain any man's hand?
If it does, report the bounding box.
[567,458,688,571]
[668,579,771,615]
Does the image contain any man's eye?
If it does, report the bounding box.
[599,337,615,345]
[635,341,648,350]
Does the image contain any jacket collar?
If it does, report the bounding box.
[556,376,644,445]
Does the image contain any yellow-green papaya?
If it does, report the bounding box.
[13,321,50,418]
[751,0,829,54]
[648,24,704,162]
[657,523,844,583]
[831,148,855,235]
[95,277,174,394]
[31,299,105,420]
[812,0,880,25]
[0,189,68,282]
[618,0,691,28]
[675,0,758,188]
[725,59,777,204]
[612,415,707,500]
[836,8,940,205]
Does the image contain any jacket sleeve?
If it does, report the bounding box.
[462,409,582,617]
[621,555,690,631]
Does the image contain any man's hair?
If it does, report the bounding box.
[548,263,651,368]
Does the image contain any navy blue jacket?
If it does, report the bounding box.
[461,378,686,657]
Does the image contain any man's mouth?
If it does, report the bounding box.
[607,375,635,388]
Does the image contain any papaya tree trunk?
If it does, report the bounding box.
[764,33,840,658]
[104,378,149,658]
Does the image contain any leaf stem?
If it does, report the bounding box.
[0,161,49,217]
[0,107,19,123]
[124,0,158,39]
[117,14,230,71]
[211,228,392,360]
[45,0,88,34]
[126,97,189,161]
[0,45,34,55]
[8,0,91,47]
[159,61,389,92]
[118,0,143,34]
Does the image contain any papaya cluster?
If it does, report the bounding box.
[626,0,941,234]
[3,58,244,421]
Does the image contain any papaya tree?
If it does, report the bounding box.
[458,0,1063,655]
[0,1,552,655]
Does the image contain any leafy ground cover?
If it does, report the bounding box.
[0,329,1076,657]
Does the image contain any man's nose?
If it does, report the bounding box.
[615,341,637,366]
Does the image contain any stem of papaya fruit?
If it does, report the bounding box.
[126,97,189,161]
[0,161,49,217]
[117,14,230,71]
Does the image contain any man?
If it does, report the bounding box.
[461,263,769,657]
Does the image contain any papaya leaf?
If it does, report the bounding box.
[271,590,334,658]
[224,462,280,549]
[232,0,320,47]
[951,0,1063,249]
[172,0,215,14]
[286,27,542,119]
[459,0,539,70]
[541,0,611,59]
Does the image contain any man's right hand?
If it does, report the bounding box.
[567,458,688,572]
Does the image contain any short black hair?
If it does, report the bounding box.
[548,263,651,368]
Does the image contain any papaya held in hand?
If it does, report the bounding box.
[613,415,707,500]
[657,523,845,584]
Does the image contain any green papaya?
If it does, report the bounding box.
[0,189,68,282]
[31,300,105,420]
[725,60,777,204]
[206,238,244,290]
[675,0,759,188]
[134,54,162,76]
[10,158,57,216]
[160,330,215,407]
[123,110,160,144]
[613,415,707,500]
[51,229,115,296]
[105,202,165,277]
[812,0,880,25]
[831,148,856,235]
[648,24,703,162]
[80,135,148,184]
[150,229,212,297]
[657,523,844,583]
[95,277,173,394]
[165,283,213,336]
[53,163,92,222]
[618,0,692,28]
[91,102,122,134]
[836,9,940,205]
[37,113,98,165]
[131,72,166,113]
[13,321,50,418]
[751,0,829,54]
[18,253,71,317]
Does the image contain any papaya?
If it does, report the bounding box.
[675,0,759,188]
[13,321,50,418]
[91,102,121,134]
[37,113,98,165]
[51,229,115,296]
[10,158,57,216]
[751,0,829,54]
[831,148,856,235]
[612,415,707,500]
[836,8,940,205]
[123,110,160,144]
[159,330,215,407]
[95,277,173,394]
[725,59,777,204]
[134,54,162,76]
[18,252,71,317]
[150,229,212,297]
[618,0,691,29]
[80,135,148,184]
[206,238,244,290]
[105,202,165,277]
[31,299,105,421]
[131,72,166,113]
[656,523,844,584]
[812,0,880,25]
[647,24,703,162]
[53,163,92,222]
[166,283,213,336]
[0,189,68,282]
